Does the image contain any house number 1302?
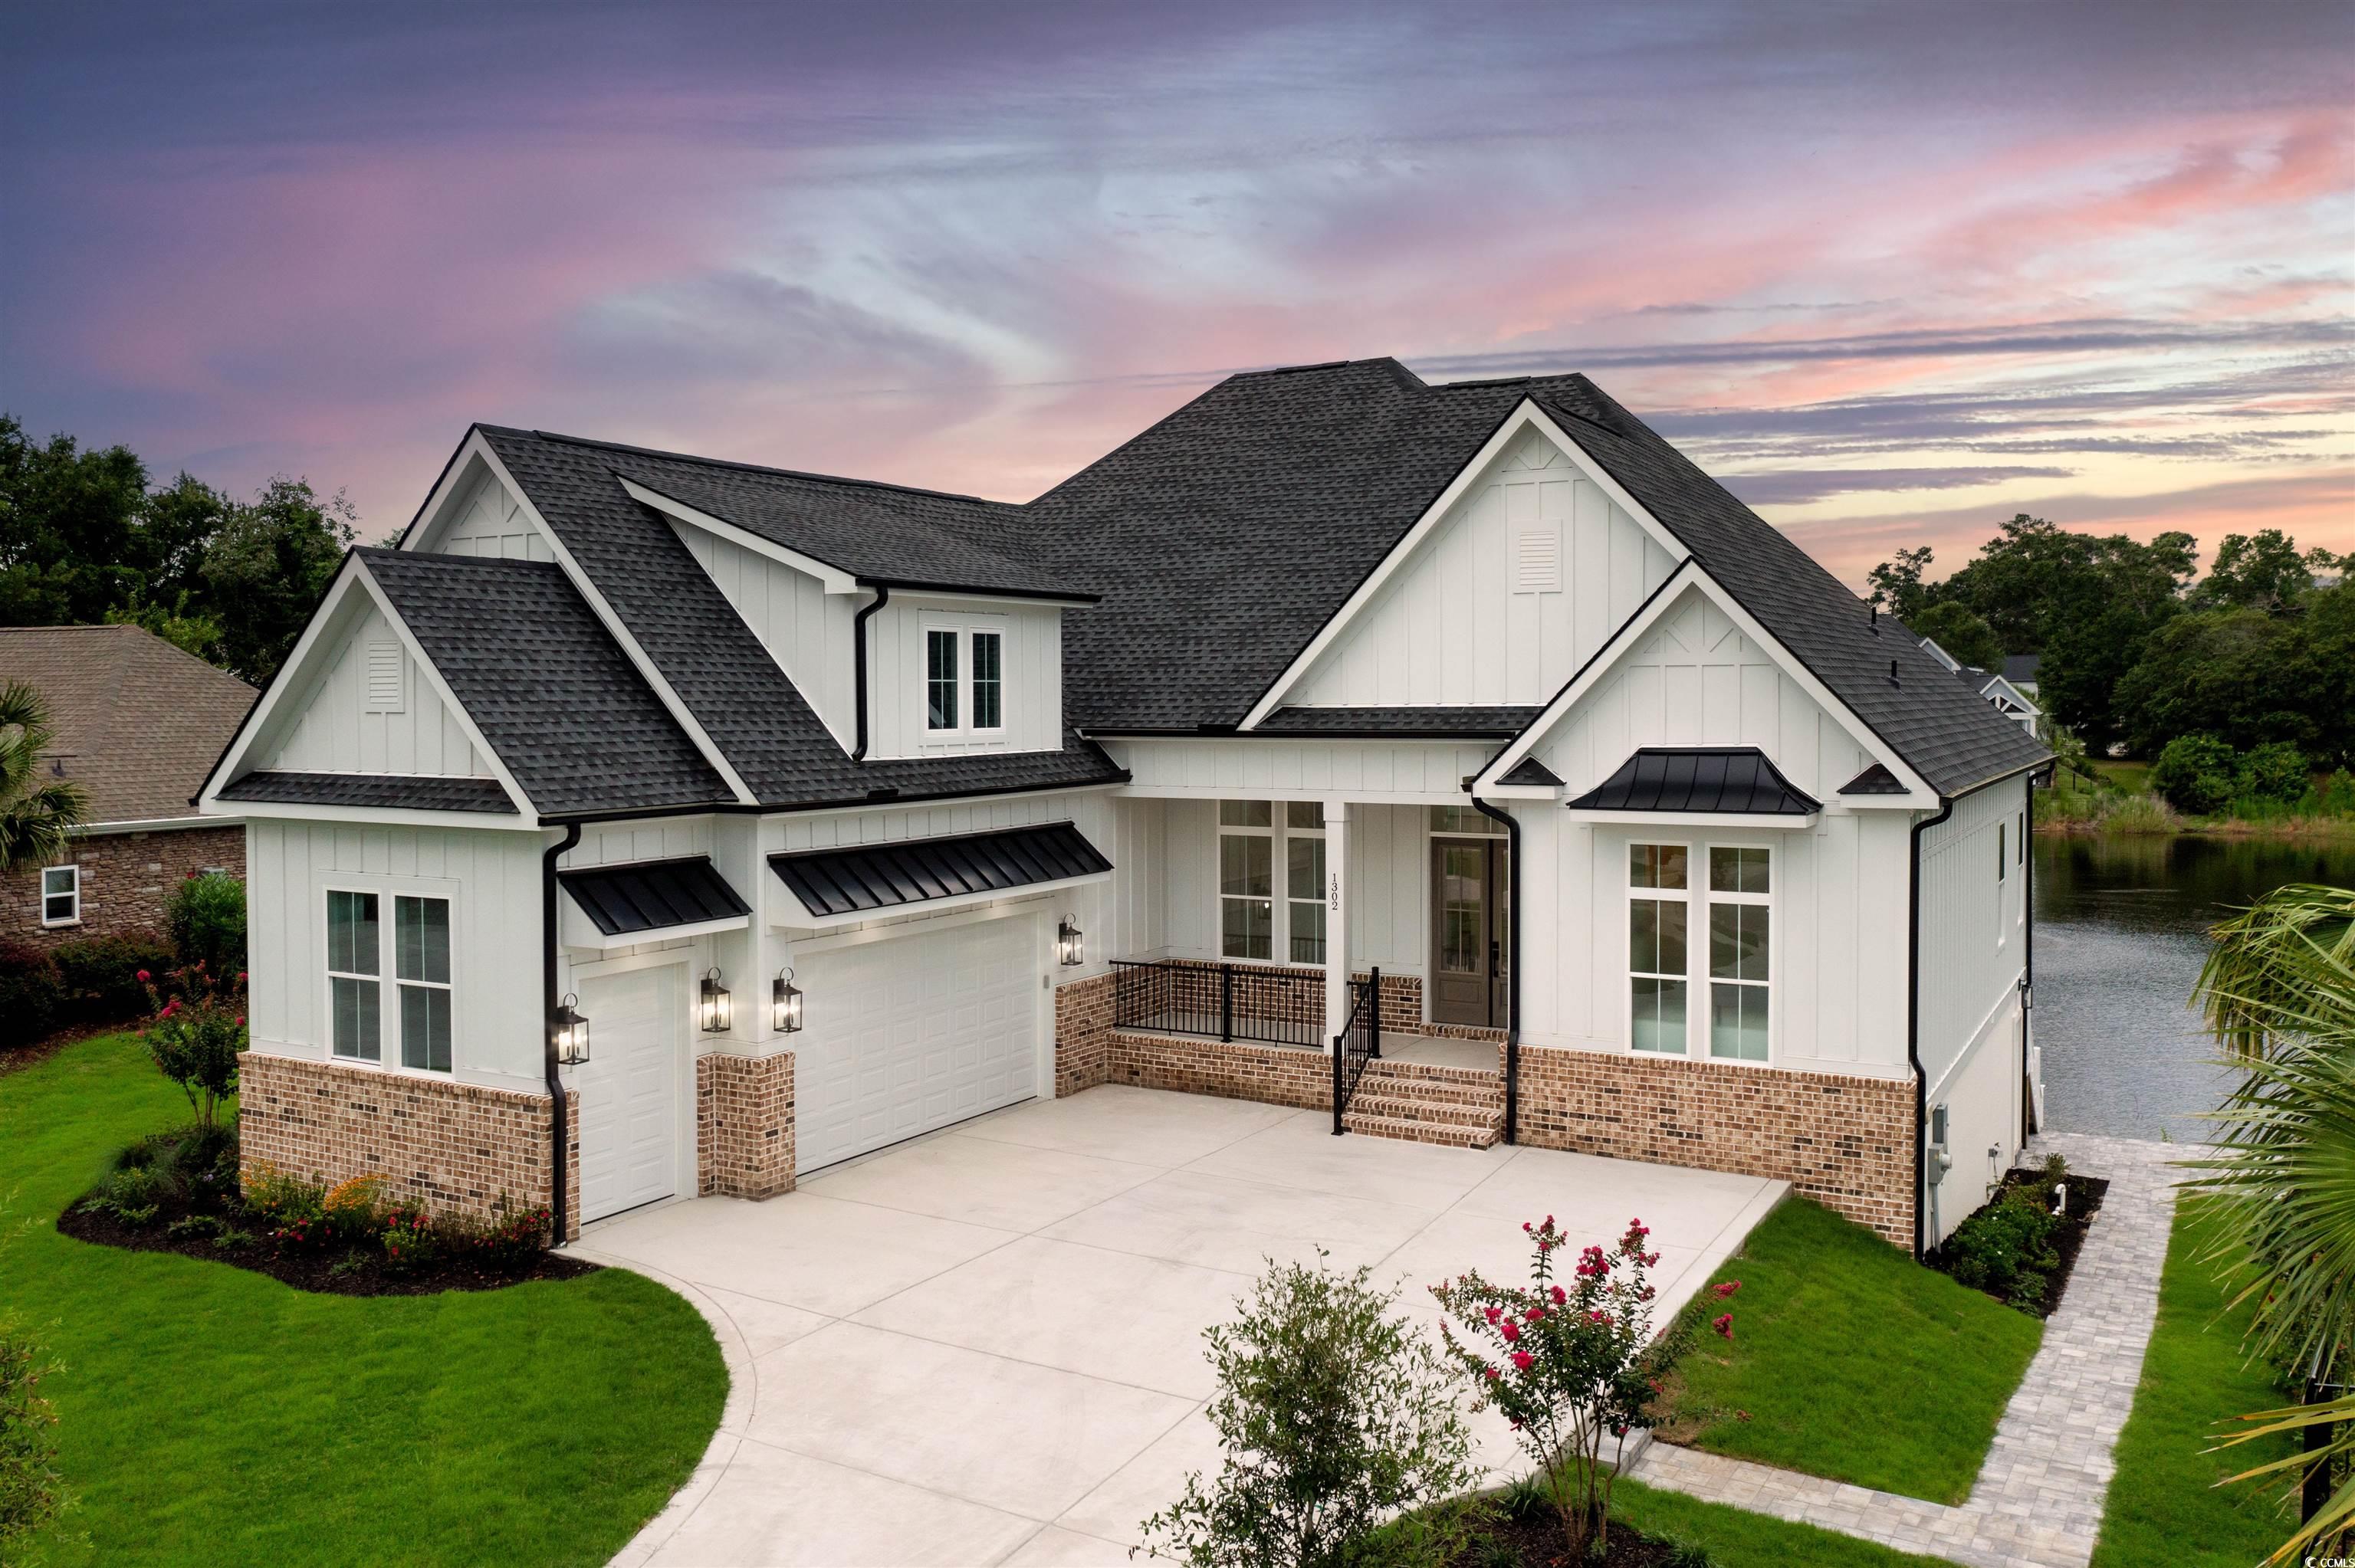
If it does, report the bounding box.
[1329,872,1341,911]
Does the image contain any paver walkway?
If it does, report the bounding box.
[1628,1132,2182,1568]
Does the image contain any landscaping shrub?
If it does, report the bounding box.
[164,870,246,976]
[1139,1254,1477,1568]
[2236,741,2311,805]
[2151,733,2239,815]
[0,940,64,1052]
[138,961,246,1127]
[0,1333,67,1552]
[51,933,175,1025]
[1937,1183,2061,1310]
[320,1175,389,1249]
[379,1205,442,1273]
[243,1161,329,1251]
[82,1163,167,1227]
[1432,1216,1726,1562]
[454,1203,554,1272]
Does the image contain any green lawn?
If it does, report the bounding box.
[1613,1479,1952,1568]
[0,1035,727,1567]
[1660,1196,2044,1504]
[2091,1198,2298,1568]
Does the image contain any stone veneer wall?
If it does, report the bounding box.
[698,1050,795,1199]
[4,823,245,946]
[1515,1043,1917,1245]
[238,1051,583,1238]
[1105,1028,1331,1112]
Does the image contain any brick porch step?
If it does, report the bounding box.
[1342,1058,1506,1150]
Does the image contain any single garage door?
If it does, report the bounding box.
[793,914,1041,1173]
[576,965,685,1222]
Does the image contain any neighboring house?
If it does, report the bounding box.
[1915,633,2041,737]
[199,361,2047,1255]
[2002,653,2041,699]
[2,625,255,943]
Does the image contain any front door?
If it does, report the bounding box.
[1430,838,1509,1027]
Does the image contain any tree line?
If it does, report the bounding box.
[1871,515,2354,764]
[0,414,366,686]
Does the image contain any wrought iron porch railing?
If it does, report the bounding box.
[1332,967,1380,1134]
[1110,959,1327,1048]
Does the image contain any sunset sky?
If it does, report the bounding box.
[5,1,2349,588]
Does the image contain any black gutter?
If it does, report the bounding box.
[541,820,582,1246]
[1469,792,1521,1146]
[2022,765,2050,1140]
[849,586,891,762]
[1907,794,1956,1260]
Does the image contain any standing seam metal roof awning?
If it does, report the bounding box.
[770,821,1112,919]
[557,855,752,937]
[1565,748,1820,815]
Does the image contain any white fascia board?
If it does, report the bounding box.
[768,868,1111,932]
[1980,676,2039,716]
[72,815,239,835]
[1480,784,1560,803]
[400,433,563,558]
[1240,399,1691,730]
[1478,565,1940,806]
[620,477,862,595]
[461,445,759,807]
[1560,809,1821,830]
[198,559,370,812]
[886,586,1096,609]
[209,799,542,832]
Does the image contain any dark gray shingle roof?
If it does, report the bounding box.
[1252,706,1544,739]
[216,770,517,814]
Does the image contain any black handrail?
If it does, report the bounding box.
[1111,959,1326,1048]
[1332,968,1379,1135]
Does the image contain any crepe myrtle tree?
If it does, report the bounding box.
[1432,1216,1734,1562]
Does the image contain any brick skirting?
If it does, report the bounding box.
[1105,1028,1331,1112]
[5,823,245,946]
[698,1050,795,1199]
[1053,970,1119,1097]
[1515,1043,1917,1245]
[238,1051,583,1238]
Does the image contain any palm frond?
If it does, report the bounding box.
[0,682,85,872]
[2212,1390,2355,1565]
[2198,885,2355,1057]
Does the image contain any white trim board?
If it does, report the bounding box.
[622,477,861,595]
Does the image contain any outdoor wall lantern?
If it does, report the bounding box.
[1056,914,1085,967]
[699,966,734,1034]
[553,993,590,1066]
[772,966,803,1034]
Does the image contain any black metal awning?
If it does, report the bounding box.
[770,821,1112,919]
[558,855,752,937]
[1565,748,1819,815]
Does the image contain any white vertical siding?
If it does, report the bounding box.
[1286,428,1679,708]
[435,470,553,561]
[1151,795,1426,974]
[670,523,860,750]
[864,594,1063,759]
[1915,776,2031,1088]
[261,599,493,779]
[1114,738,1499,803]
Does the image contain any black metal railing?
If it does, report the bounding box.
[1332,967,1380,1135]
[1112,959,1329,1048]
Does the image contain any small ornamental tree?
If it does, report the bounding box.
[1430,1216,1735,1561]
[139,960,248,1127]
[1139,1254,1476,1568]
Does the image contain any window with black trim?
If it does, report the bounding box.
[925,629,959,730]
[328,890,382,1061]
[396,895,452,1072]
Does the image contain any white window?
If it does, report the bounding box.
[39,865,79,927]
[1628,844,1689,1054]
[1285,802,1325,965]
[327,888,455,1074]
[1218,800,1273,959]
[1706,847,1771,1061]
[923,624,1007,736]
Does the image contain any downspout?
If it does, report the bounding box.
[2022,769,2043,1141]
[1470,793,1521,1146]
[850,585,891,762]
[1908,795,1955,1261]
[542,819,582,1246]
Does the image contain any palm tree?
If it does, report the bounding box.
[2190,883,2355,1563]
[0,681,86,872]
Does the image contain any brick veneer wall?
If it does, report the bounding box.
[1053,970,1118,1097]
[1515,1043,1917,1245]
[3,824,245,946]
[1105,1028,1331,1112]
[238,1051,583,1238]
[698,1050,795,1199]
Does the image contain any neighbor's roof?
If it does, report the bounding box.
[2002,654,2041,686]
[0,625,254,825]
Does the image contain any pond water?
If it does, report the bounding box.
[2032,833,2355,1140]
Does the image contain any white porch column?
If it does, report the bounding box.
[1324,798,1352,1042]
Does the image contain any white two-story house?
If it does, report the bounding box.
[200,359,2047,1255]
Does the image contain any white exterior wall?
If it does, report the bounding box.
[1286,428,1679,707]
[260,599,495,779]
[864,593,1063,759]
[669,523,860,750]
[245,818,547,1091]
[1109,737,1498,805]
[433,468,553,561]
[1152,797,1427,976]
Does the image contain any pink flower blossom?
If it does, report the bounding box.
[1712,1313,1734,1340]
[1484,1305,1503,1324]
[1713,1280,1742,1299]
[1525,1305,1545,1322]
[1483,1365,1501,1382]
[1549,1284,1566,1305]
[1588,1310,1610,1324]
[135,969,150,982]
[1511,1350,1534,1372]
[1499,1318,1520,1343]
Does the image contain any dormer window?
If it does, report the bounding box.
[924,622,1006,736]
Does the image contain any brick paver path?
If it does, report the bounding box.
[1628,1133,2181,1568]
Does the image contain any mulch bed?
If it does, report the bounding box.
[57,1195,596,1297]
[1449,1513,1690,1566]
[1930,1166,2110,1318]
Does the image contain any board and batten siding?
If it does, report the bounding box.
[1286,428,1680,709]
[261,599,495,780]
[1155,798,1427,976]
[862,594,1063,759]
[1913,775,2031,1093]
[669,522,860,751]
[1109,737,1499,805]
[246,818,546,1090]
[434,469,553,562]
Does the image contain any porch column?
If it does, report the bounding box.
[1324,798,1352,1042]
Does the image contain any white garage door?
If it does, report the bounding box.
[793,914,1041,1173]
[576,965,684,1222]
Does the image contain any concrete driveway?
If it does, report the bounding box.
[587,1085,1785,1568]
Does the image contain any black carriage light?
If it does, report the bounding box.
[1056,914,1085,967]
[699,966,734,1034]
[772,966,803,1034]
[553,992,591,1066]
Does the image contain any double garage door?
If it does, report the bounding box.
[793,914,1043,1173]
[573,915,1043,1220]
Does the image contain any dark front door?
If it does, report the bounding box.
[1430,838,1509,1027]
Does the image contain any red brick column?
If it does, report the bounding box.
[697,1050,795,1199]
